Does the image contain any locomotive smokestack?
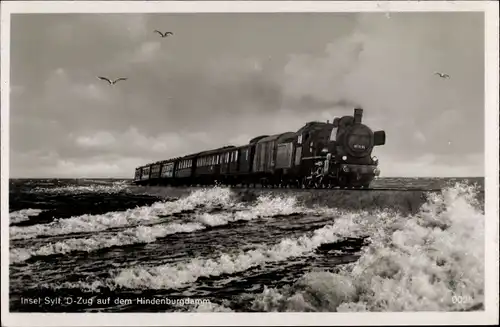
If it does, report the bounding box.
[354,108,363,124]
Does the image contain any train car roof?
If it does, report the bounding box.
[296,121,334,134]
[158,158,176,164]
[187,145,235,158]
[256,131,296,144]
[136,156,177,169]
[195,145,235,157]
[233,144,251,150]
[174,145,236,160]
[218,144,251,151]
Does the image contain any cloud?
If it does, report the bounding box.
[120,41,162,64]
[413,131,426,144]
[75,132,116,148]
[283,32,367,103]
[52,160,124,178]
[70,127,214,160]
[9,12,485,178]
[11,149,145,179]
[379,153,484,178]
[43,68,111,104]
[100,14,149,40]
[10,85,25,96]
[228,134,254,147]
[29,154,144,179]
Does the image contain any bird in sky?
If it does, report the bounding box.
[154,30,174,38]
[97,76,128,85]
[434,72,450,79]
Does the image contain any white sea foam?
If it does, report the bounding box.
[10,190,307,262]
[28,182,485,313]
[250,183,485,312]
[9,222,205,264]
[30,181,130,195]
[195,193,306,226]
[112,224,341,290]
[9,187,237,240]
[40,224,343,291]
[9,208,45,224]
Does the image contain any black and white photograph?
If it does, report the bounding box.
[1,1,499,326]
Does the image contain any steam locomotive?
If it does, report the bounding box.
[133,108,386,189]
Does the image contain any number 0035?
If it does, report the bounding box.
[452,295,473,304]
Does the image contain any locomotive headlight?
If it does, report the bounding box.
[372,156,378,163]
[342,166,349,172]
[342,156,347,161]
[373,168,380,176]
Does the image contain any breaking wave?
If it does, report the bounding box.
[194,194,304,226]
[9,187,237,240]
[250,183,485,312]
[10,223,205,264]
[39,224,343,291]
[9,190,306,262]
[10,181,485,313]
[9,209,45,225]
[29,181,131,195]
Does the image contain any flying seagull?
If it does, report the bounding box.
[97,76,128,85]
[154,30,174,38]
[434,72,450,79]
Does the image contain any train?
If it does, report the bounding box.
[133,108,386,189]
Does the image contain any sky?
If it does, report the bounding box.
[9,11,485,178]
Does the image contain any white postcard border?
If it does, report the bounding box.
[1,1,498,326]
